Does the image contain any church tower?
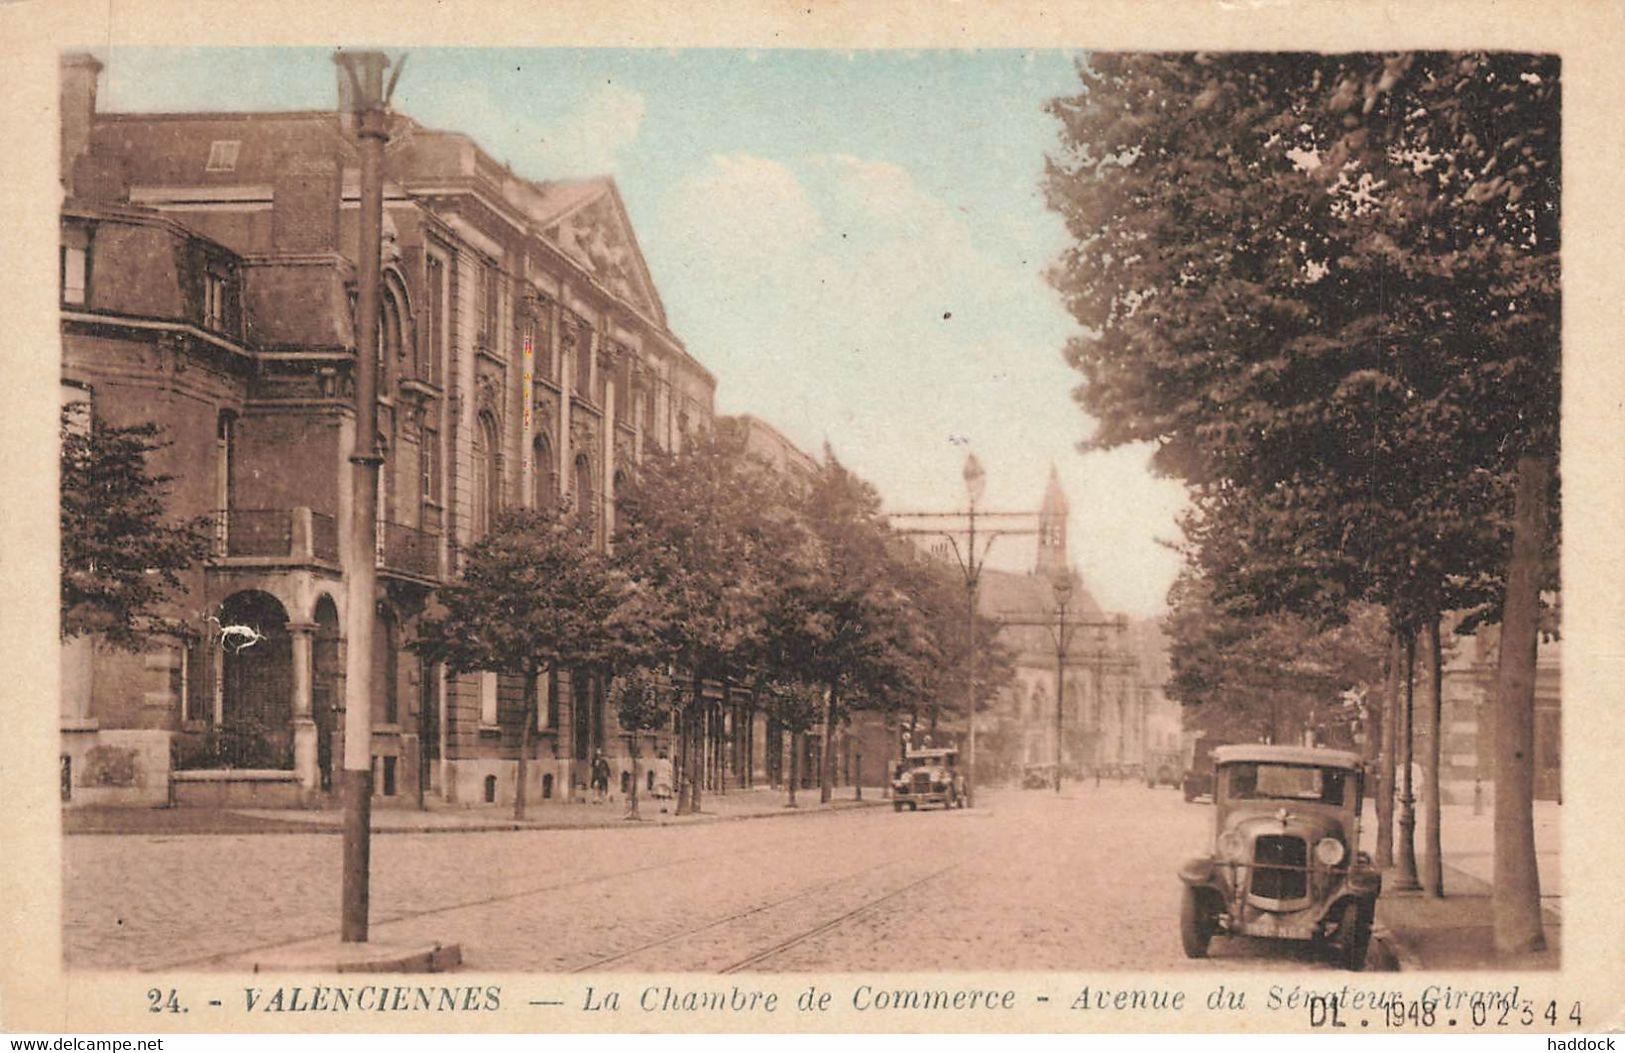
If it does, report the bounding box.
[1035,464,1070,577]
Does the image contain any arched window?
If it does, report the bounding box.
[573,453,593,526]
[472,412,500,538]
[533,434,555,510]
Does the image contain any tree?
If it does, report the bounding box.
[60,405,209,649]
[413,507,659,820]
[760,678,821,808]
[613,428,790,814]
[771,453,928,804]
[613,667,670,821]
[1045,52,1558,948]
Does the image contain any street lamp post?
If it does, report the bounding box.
[334,49,403,944]
[891,453,1035,810]
[962,454,986,809]
[1051,576,1072,793]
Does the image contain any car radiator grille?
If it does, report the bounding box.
[911,773,932,793]
[1251,835,1308,900]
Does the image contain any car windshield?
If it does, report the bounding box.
[1224,763,1347,805]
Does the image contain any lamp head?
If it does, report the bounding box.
[962,453,987,504]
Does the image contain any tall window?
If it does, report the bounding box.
[479,671,499,727]
[203,269,229,332]
[471,412,500,539]
[533,434,554,509]
[215,409,237,525]
[60,230,89,305]
[573,453,593,524]
[420,428,439,527]
[574,326,592,396]
[424,254,445,384]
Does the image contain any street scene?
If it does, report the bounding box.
[61,784,1555,973]
[55,47,1559,977]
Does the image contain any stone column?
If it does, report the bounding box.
[288,621,318,790]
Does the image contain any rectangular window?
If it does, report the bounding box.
[61,244,88,305]
[424,254,445,384]
[575,327,592,396]
[474,263,490,346]
[480,671,499,726]
[203,270,229,331]
[421,430,439,504]
[546,668,560,730]
[382,755,397,797]
[486,266,501,348]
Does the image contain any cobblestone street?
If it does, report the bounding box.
[64,783,1394,973]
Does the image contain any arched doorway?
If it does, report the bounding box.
[312,596,341,791]
[216,590,293,769]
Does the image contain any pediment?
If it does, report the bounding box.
[542,182,666,329]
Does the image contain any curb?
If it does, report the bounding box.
[70,796,891,837]
[234,939,464,974]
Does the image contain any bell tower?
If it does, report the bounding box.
[1035,464,1070,577]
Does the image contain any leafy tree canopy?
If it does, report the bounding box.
[60,405,209,650]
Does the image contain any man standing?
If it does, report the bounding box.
[591,749,612,803]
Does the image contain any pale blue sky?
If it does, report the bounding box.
[95,46,1188,615]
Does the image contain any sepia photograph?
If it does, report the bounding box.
[4,0,1623,1038]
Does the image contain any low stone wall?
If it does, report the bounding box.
[60,725,172,807]
[171,769,304,808]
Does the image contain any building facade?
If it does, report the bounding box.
[58,53,719,808]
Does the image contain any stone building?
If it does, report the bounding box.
[57,53,717,808]
[912,467,1166,783]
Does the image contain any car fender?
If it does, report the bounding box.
[1178,856,1219,888]
[1345,865,1383,899]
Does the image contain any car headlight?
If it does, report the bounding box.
[1217,831,1244,859]
[1315,837,1347,867]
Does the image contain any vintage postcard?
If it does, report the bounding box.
[2,0,1623,1038]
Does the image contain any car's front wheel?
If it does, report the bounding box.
[1329,899,1373,971]
[1180,886,1218,959]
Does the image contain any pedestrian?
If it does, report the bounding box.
[591,749,611,803]
[652,750,673,808]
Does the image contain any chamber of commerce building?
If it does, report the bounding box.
[58,52,739,809]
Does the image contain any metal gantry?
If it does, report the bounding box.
[889,454,1036,808]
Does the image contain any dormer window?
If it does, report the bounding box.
[203,269,230,332]
[205,140,241,173]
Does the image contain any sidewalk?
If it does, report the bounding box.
[64,785,887,836]
[1370,800,1562,971]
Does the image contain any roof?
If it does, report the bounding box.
[977,566,1106,659]
[905,748,958,758]
[1213,744,1364,770]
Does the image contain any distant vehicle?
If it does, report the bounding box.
[1182,736,1230,801]
[1021,763,1056,790]
[1145,750,1182,788]
[1177,744,1381,970]
[892,748,965,810]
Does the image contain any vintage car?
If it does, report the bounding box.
[892,748,966,810]
[1021,762,1057,790]
[1177,744,1381,970]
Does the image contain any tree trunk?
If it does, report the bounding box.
[820,681,838,804]
[626,730,642,821]
[515,670,538,821]
[787,731,800,808]
[1375,629,1401,868]
[688,673,705,814]
[1393,627,1421,890]
[1422,615,1445,897]
[674,695,690,816]
[1493,454,1549,954]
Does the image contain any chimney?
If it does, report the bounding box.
[60,52,103,194]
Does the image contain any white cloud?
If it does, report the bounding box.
[648,150,1186,617]
[531,83,646,177]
